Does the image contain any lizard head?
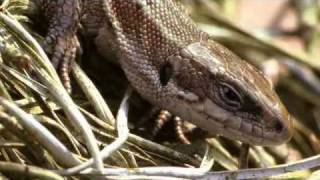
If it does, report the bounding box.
[160,39,293,146]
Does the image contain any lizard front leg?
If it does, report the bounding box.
[34,0,81,92]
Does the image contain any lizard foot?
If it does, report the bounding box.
[152,110,191,144]
[151,110,172,138]
[43,35,79,93]
[174,116,191,145]
[36,0,81,93]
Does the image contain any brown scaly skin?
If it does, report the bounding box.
[34,0,293,146]
[34,0,81,92]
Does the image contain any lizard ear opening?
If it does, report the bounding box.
[159,62,173,86]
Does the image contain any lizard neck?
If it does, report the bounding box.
[105,0,201,64]
[103,0,203,105]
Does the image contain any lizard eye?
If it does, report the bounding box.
[159,62,173,86]
[217,82,242,109]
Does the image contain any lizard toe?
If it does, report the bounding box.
[46,34,79,93]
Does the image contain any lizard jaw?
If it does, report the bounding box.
[169,97,293,146]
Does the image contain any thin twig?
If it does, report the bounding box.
[0,97,81,167]
[200,154,320,179]
[33,65,104,171]
[239,143,250,169]
[79,106,200,166]
[72,63,115,125]
[0,11,59,81]
[0,161,64,180]
[0,11,104,170]
[61,87,132,175]
[73,144,214,178]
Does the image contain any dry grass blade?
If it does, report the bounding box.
[72,63,115,125]
[0,161,63,180]
[0,97,81,166]
[0,10,103,170]
[61,88,131,175]
[201,154,320,179]
[79,144,214,178]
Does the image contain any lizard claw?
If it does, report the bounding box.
[37,0,81,93]
[45,35,79,93]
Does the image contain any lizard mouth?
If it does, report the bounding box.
[168,96,292,146]
[172,98,293,146]
[200,113,293,146]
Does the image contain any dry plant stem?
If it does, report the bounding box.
[105,176,186,180]
[80,107,200,166]
[91,124,190,167]
[0,71,30,98]
[125,152,138,168]
[234,141,275,168]
[282,59,320,94]
[72,63,115,125]
[130,135,199,166]
[200,154,320,179]
[239,143,250,169]
[0,111,49,165]
[0,64,48,96]
[34,65,103,170]
[0,0,11,9]
[281,78,320,107]
[206,139,238,170]
[61,88,132,175]
[251,146,276,167]
[0,12,103,168]
[0,78,11,100]
[0,142,25,148]
[0,13,104,169]
[293,130,313,155]
[0,138,22,165]
[0,12,59,81]
[2,64,83,150]
[1,65,84,155]
[36,115,83,155]
[12,95,197,167]
[88,116,167,166]
[0,97,81,167]
[0,161,63,180]
[78,145,214,178]
[109,151,130,168]
[295,116,320,152]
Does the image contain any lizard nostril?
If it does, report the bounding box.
[274,120,284,133]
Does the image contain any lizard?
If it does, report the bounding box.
[32,0,293,146]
